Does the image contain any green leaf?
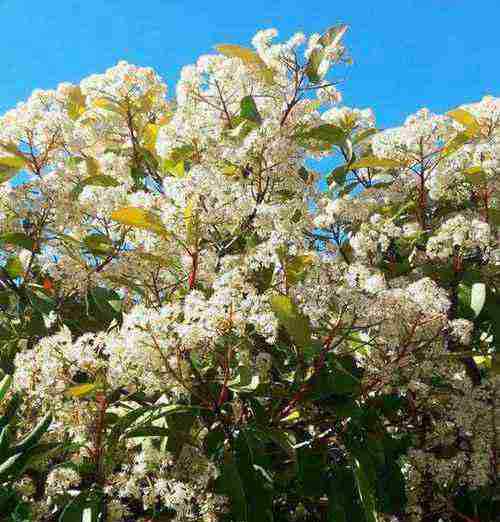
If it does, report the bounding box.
[218,452,248,522]
[169,145,195,163]
[328,468,351,522]
[81,174,120,189]
[0,393,21,430]
[228,366,260,393]
[305,24,348,83]
[283,254,314,285]
[470,282,486,318]
[298,124,346,146]
[0,425,11,460]
[5,256,23,278]
[59,489,103,522]
[0,452,24,479]
[351,452,378,522]
[297,443,328,496]
[305,47,325,83]
[89,287,122,322]
[318,23,349,48]
[240,96,262,125]
[12,413,52,452]
[327,164,349,186]
[0,374,12,402]
[83,234,113,256]
[125,426,171,438]
[270,294,312,347]
[488,208,500,226]
[349,157,403,169]
[111,206,169,238]
[0,233,35,251]
[353,128,378,145]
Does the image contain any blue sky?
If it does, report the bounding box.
[1,0,498,129]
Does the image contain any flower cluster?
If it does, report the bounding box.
[0,24,498,522]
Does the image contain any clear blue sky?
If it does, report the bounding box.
[1,0,498,129]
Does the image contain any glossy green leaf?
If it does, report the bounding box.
[351,452,378,522]
[240,95,262,125]
[13,412,52,452]
[0,233,35,251]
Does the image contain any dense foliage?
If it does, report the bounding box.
[0,24,498,522]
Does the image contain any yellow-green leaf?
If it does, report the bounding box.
[349,157,403,169]
[81,175,120,189]
[280,409,301,423]
[85,158,100,177]
[162,158,185,178]
[65,383,97,398]
[284,254,314,285]
[5,256,23,278]
[143,123,159,153]
[66,86,86,120]
[447,108,480,136]
[111,207,169,238]
[215,44,274,84]
[463,166,487,185]
[94,97,123,114]
[221,164,239,177]
[270,294,312,347]
[318,24,349,48]
[441,132,470,158]
[0,156,26,170]
[215,44,265,66]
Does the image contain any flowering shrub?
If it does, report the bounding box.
[0,24,498,522]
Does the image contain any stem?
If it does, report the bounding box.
[188,251,198,290]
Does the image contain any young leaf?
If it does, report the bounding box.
[215,44,265,67]
[80,174,120,189]
[447,108,481,136]
[0,156,26,170]
[66,86,86,120]
[111,207,169,238]
[162,158,185,177]
[65,383,98,399]
[349,157,403,169]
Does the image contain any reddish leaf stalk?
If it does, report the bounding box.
[188,251,199,290]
